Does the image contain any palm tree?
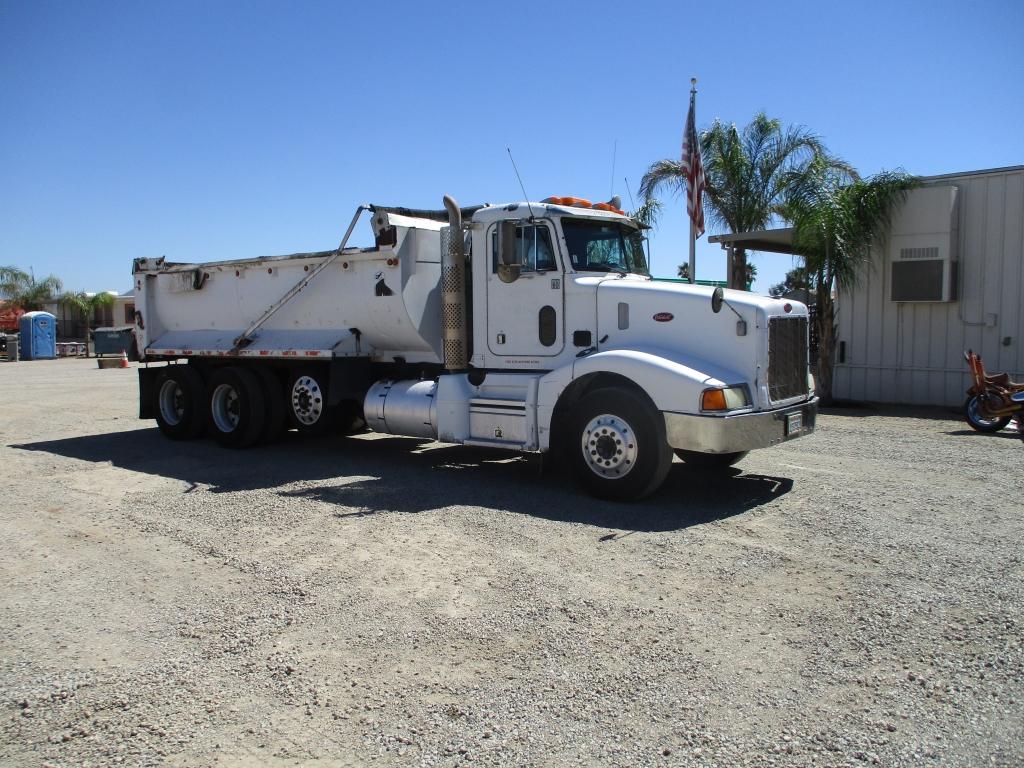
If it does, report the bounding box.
[744,261,757,290]
[640,113,854,289]
[627,197,662,271]
[59,290,117,357]
[629,198,662,230]
[785,164,919,402]
[0,266,63,311]
[768,266,812,300]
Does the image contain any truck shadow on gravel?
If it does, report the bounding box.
[284,469,793,533]
[12,427,793,533]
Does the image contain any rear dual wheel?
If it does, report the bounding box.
[289,369,332,435]
[154,366,207,440]
[154,364,326,446]
[287,368,363,436]
[207,367,267,448]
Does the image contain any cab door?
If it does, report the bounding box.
[485,220,565,360]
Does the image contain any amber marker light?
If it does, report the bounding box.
[701,387,750,411]
[701,389,727,411]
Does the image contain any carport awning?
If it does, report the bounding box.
[708,227,806,256]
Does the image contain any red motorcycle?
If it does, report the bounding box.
[963,350,1024,435]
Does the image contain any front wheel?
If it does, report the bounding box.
[964,395,1011,433]
[568,387,672,501]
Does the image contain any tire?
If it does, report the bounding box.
[206,367,266,448]
[154,365,207,440]
[674,449,748,469]
[254,367,287,443]
[964,395,1011,433]
[288,368,333,435]
[568,387,672,501]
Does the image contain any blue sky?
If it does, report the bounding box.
[1,0,1022,295]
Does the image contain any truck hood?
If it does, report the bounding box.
[592,277,798,314]
[590,277,808,397]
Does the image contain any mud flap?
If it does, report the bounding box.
[328,358,374,406]
[138,366,162,419]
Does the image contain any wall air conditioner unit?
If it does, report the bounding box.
[889,185,958,302]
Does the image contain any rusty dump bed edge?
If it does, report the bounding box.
[139,247,389,273]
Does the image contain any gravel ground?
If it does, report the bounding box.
[0,357,1021,768]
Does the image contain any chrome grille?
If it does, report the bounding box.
[768,316,808,402]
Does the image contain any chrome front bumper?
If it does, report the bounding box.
[664,398,818,454]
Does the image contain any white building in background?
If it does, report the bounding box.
[833,165,1023,407]
[44,290,135,339]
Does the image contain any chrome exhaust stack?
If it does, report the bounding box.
[441,194,469,371]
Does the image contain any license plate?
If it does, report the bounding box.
[786,412,802,435]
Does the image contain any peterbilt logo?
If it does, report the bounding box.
[652,312,674,322]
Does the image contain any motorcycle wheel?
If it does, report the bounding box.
[964,395,1011,433]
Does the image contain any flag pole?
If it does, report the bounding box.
[688,77,697,285]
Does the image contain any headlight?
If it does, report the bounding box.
[701,386,750,412]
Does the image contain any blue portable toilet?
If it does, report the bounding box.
[19,311,57,360]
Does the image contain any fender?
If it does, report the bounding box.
[534,346,747,451]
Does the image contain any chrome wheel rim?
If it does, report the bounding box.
[291,375,323,426]
[211,383,241,433]
[158,379,184,426]
[581,414,638,478]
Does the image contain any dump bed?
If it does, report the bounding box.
[132,211,449,363]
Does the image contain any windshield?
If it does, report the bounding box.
[561,219,649,276]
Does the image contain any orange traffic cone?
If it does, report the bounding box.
[119,350,130,368]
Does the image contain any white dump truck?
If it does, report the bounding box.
[133,195,817,500]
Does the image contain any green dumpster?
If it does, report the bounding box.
[91,327,138,359]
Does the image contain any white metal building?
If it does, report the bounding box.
[833,165,1024,406]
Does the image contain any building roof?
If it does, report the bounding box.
[920,164,1023,182]
[705,166,1023,259]
[707,227,805,256]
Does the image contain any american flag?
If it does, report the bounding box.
[681,88,705,239]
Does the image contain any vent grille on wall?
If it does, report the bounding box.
[899,246,939,260]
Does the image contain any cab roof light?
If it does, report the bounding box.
[541,196,625,215]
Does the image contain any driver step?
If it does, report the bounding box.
[468,397,528,446]
[462,437,530,451]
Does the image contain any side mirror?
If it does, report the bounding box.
[497,220,520,283]
[711,286,724,314]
